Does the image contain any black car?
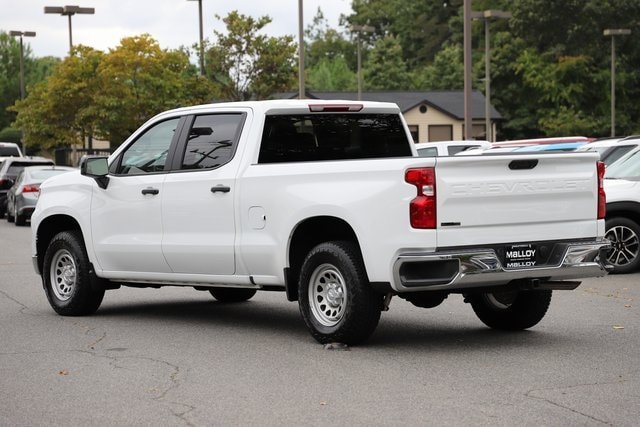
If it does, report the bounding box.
[0,157,54,218]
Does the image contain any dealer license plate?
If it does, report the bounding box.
[504,244,537,269]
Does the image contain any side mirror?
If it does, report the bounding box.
[80,156,110,189]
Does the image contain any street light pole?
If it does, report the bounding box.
[187,0,205,76]
[9,31,36,100]
[44,5,95,55]
[298,0,305,99]
[350,24,375,101]
[463,0,472,140]
[472,10,511,142]
[604,28,631,137]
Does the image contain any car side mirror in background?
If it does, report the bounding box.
[80,156,109,189]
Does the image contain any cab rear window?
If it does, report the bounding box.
[258,114,412,163]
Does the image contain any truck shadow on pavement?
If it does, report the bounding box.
[89,292,571,351]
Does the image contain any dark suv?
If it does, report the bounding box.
[0,157,54,218]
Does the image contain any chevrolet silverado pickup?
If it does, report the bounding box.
[31,100,610,345]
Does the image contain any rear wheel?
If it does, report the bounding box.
[605,217,640,274]
[298,241,382,345]
[467,289,552,330]
[14,205,25,226]
[208,287,256,302]
[43,231,105,316]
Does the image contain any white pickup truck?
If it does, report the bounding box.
[31,100,610,345]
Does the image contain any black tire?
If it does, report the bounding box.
[6,206,14,223]
[468,289,552,330]
[605,217,640,274]
[208,287,257,302]
[42,230,105,316]
[298,241,382,345]
[14,206,25,226]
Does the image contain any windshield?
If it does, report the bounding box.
[605,149,640,180]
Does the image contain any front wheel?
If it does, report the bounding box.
[42,231,105,316]
[467,289,552,330]
[208,287,256,302]
[298,241,382,345]
[605,217,640,274]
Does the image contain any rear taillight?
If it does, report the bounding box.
[22,184,40,193]
[405,167,436,229]
[597,161,606,219]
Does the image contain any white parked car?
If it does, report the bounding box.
[577,136,640,166]
[0,142,23,159]
[603,146,640,273]
[414,140,491,157]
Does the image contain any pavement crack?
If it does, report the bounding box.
[87,332,107,350]
[0,289,29,310]
[525,383,615,425]
[74,350,194,425]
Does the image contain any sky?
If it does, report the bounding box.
[1,0,353,59]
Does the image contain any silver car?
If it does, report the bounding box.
[6,165,76,226]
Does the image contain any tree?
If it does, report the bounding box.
[307,57,356,91]
[0,32,27,131]
[94,34,213,145]
[205,11,297,101]
[12,35,216,149]
[11,46,104,149]
[363,35,410,90]
[345,0,463,67]
[304,8,356,91]
[305,8,355,70]
[413,44,464,90]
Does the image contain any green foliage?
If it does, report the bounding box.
[363,35,410,90]
[0,127,21,143]
[11,35,216,149]
[205,11,297,101]
[346,0,462,67]
[414,45,464,90]
[0,32,27,131]
[12,46,104,148]
[305,8,355,69]
[307,57,356,91]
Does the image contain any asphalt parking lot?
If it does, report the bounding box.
[1,218,638,426]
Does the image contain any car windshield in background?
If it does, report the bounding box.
[259,114,412,163]
[7,162,55,176]
[30,169,73,180]
[605,149,640,180]
[0,147,20,156]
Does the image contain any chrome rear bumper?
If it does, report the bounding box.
[392,239,611,292]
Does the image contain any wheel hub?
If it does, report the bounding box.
[325,283,344,307]
[308,264,348,327]
[62,265,75,285]
[50,249,76,301]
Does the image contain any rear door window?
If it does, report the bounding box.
[258,114,412,163]
[179,113,245,170]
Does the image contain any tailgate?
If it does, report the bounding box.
[435,153,600,248]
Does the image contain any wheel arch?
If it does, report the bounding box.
[36,214,84,275]
[285,216,362,301]
[606,201,640,225]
